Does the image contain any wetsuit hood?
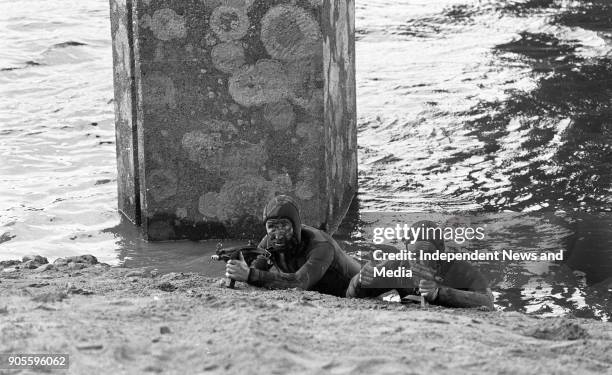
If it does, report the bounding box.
[262,195,302,243]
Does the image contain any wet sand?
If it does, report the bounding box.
[1,256,611,375]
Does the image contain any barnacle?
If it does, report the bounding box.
[263,101,295,130]
[198,191,220,218]
[148,169,178,202]
[210,6,250,41]
[149,8,186,41]
[284,58,324,114]
[228,60,291,107]
[260,5,321,61]
[181,129,225,166]
[142,72,177,108]
[203,0,254,10]
[295,167,317,200]
[216,176,275,222]
[181,123,267,175]
[211,41,246,74]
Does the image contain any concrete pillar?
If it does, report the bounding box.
[110,0,140,225]
[109,0,356,240]
[322,0,357,234]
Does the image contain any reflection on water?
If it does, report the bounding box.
[102,217,235,275]
[0,0,611,319]
[0,0,120,264]
[353,0,611,320]
[337,208,612,320]
[357,0,612,213]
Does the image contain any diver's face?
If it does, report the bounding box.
[266,218,294,249]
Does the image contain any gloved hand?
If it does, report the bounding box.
[358,261,375,287]
[346,261,375,298]
[226,252,250,282]
[419,279,440,302]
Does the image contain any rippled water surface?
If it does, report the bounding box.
[1,0,611,319]
[356,0,612,212]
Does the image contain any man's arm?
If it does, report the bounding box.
[249,254,272,272]
[247,243,334,290]
[428,261,494,310]
[246,238,273,275]
[435,287,494,310]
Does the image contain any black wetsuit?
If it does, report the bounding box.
[249,196,493,308]
[346,258,494,309]
[247,225,493,309]
[248,225,362,297]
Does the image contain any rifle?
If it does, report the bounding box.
[210,241,270,289]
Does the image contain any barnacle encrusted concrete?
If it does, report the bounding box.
[322,0,357,231]
[110,0,140,224]
[263,101,295,131]
[211,41,246,73]
[228,59,291,107]
[149,8,186,41]
[260,4,322,62]
[210,5,250,42]
[110,0,356,240]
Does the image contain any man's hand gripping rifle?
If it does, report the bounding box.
[210,241,270,289]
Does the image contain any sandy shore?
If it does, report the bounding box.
[1,255,611,375]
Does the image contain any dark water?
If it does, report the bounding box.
[352,0,612,320]
[336,209,612,320]
[0,0,611,320]
[356,0,612,213]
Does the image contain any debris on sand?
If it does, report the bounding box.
[125,269,147,278]
[21,255,49,269]
[54,254,98,266]
[0,232,16,244]
[66,284,94,295]
[0,259,20,268]
[157,282,177,292]
[27,282,50,288]
[523,319,590,340]
[34,263,55,272]
[76,344,104,351]
[142,365,164,373]
[31,291,68,303]
[35,304,58,311]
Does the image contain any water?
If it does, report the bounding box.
[356,0,612,212]
[1,0,611,319]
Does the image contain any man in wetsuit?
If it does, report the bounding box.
[225,195,361,297]
[225,195,494,310]
[345,226,495,309]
